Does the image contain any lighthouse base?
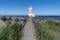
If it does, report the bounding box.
[29,14,35,17]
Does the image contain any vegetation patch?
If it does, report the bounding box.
[35,23,56,40]
[33,19,60,40]
[0,22,23,40]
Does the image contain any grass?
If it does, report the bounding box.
[35,23,56,40]
[45,20,60,33]
[0,22,23,40]
[33,19,60,40]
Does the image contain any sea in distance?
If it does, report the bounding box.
[0,15,60,19]
[37,16,60,18]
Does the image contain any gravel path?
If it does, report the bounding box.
[21,18,36,40]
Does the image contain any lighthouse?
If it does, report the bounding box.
[28,6,35,17]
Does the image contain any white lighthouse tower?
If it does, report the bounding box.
[28,6,35,17]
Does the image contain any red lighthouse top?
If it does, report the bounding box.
[29,6,32,14]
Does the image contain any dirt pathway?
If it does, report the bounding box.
[21,18,36,40]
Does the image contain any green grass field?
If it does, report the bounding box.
[34,20,60,40]
[0,22,22,40]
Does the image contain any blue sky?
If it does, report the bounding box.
[0,0,60,15]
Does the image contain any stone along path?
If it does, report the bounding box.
[0,20,6,29]
[21,18,36,40]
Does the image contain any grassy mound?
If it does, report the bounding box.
[0,23,22,40]
[35,23,56,40]
[33,19,60,40]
